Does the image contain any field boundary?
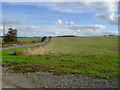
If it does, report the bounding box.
[0,37,51,50]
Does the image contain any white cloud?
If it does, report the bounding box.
[56,20,63,25]
[0,25,37,37]
[56,20,75,25]
[1,19,27,25]
[43,2,84,13]
[69,25,106,31]
[14,26,37,37]
[3,0,118,3]
[27,26,35,29]
[6,1,118,25]
[7,2,84,13]
[53,32,59,34]
[53,20,118,36]
[66,21,74,25]
[50,2,118,25]
[0,19,28,36]
[68,24,107,36]
[40,2,118,25]
[40,25,48,28]
[42,23,108,36]
[0,19,117,37]
[1,24,117,37]
[73,29,118,36]
[96,14,119,25]
[0,26,3,36]
[101,31,118,35]
[0,26,3,30]
[82,1,118,25]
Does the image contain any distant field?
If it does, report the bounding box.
[48,36,118,54]
[2,36,119,79]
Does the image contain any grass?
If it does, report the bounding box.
[2,36,119,79]
[48,36,118,54]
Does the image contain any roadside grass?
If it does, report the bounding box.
[2,36,119,79]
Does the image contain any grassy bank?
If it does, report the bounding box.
[2,36,119,79]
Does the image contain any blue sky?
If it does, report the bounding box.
[0,2,118,37]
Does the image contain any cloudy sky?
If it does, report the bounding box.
[0,0,119,37]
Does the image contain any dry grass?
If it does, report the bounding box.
[14,44,83,55]
[14,45,48,55]
[14,44,63,55]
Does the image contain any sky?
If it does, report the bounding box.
[0,1,119,37]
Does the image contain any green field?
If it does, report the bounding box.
[2,36,119,79]
[48,36,118,54]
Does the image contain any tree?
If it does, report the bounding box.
[3,28,18,43]
[41,36,47,42]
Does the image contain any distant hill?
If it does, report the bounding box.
[57,35,76,37]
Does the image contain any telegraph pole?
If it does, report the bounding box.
[3,23,5,36]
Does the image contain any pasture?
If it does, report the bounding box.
[2,36,119,79]
[47,36,118,54]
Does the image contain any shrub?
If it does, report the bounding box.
[41,36,47,42]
